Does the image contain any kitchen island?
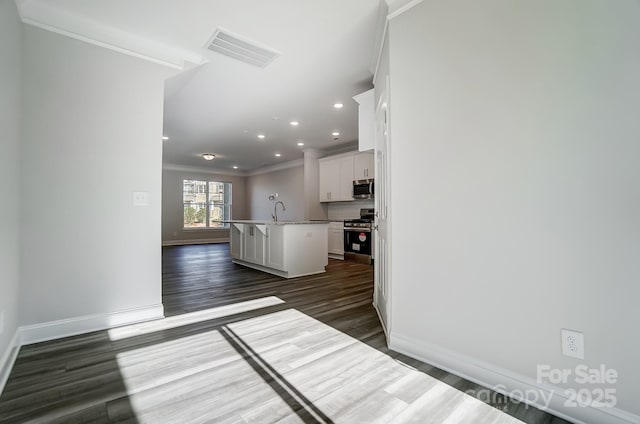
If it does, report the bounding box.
[225,220,329,278]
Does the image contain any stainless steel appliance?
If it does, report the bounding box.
[344,208,374,264]
[353,179,374,199]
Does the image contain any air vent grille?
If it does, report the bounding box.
[205,29,280,68]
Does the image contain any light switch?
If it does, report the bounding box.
[133,191,149,206]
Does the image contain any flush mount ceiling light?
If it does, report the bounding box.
[290,121,299,126]
[332,132,340,136]
[257,134,266,139]
[233,165,238,169]
[162,136,169,140]
[333,103,344,109]
[274,153,281,157]
[297,142,304,146]
[202,154,215,160]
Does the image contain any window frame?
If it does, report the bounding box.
[182,179,232,229]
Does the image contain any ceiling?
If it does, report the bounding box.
[18,0,383,173]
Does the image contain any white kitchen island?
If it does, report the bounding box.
[226,220,329,278]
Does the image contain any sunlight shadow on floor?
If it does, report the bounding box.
[107,296,284,341]
[111,306,525,423]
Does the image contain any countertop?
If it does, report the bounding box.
[216,220,330,226]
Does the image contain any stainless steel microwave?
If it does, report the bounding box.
[353,179,374,199]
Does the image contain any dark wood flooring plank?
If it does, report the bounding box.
[0,244,570,424]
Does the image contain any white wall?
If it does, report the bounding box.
[246,165,304,221]
[303,149,328,220]
[327,200,374,221]
[388,0,640,420]
[0,0,23,374]
[19,26,175,326]
[162,168,247,244]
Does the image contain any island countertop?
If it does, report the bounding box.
[227,220,328,278]
[216,220,330,226]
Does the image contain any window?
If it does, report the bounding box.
[183,179,232,228]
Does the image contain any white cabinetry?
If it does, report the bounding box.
[319,155,354,202]
[353,89,375,151]
[243,224,266,265]
[229,221,328,278]
[354,152,374,180]
[328,222,344,258]
[230,224,244,259]
[266,225,285,271]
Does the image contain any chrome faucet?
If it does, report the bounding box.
[272,201,286,222]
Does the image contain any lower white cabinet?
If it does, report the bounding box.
[328,222,344,257]
[229,221,328,278]
[266,225,285,270]
[243,224,266,265]
[230,224,244,259]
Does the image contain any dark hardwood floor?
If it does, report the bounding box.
[0,244,570,423]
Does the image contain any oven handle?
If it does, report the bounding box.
[343,228,372,233]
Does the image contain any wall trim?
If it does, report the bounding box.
[0,330,21,396]
[372,19,388,86]
[389,332,640,424]
[15,0,204,70]
[162,238,229,246]
[244,159,304,177]
[369,0,389,74]
[21,18,186,70]
[163,163,246,177]
[19,304,165,345]
[386,0,425,20]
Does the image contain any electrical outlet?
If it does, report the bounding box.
[561,329,585,359]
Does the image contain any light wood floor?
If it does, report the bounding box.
[0,244,570,423]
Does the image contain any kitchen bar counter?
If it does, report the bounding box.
[218,220,330,225]
[227,221,328,278]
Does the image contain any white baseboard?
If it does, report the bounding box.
[19,304,165,345]
[0,330,21,395]
[162,238,229,246]
[390,332,639,424]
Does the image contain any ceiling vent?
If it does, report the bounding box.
[205,28,280,68]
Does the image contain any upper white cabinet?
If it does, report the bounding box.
[353,151,374,180]
[319,155,354,202]
[353,89,375,152]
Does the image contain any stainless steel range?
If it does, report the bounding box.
[343,208,374,264]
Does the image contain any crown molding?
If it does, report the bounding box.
[372,0,424,82]
[15,0,205,70]
[386,0,425,20]
[163,163,246,177]
[244,159,304,177]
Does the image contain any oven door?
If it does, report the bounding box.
[343,227,372,264]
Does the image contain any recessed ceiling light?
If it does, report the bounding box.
[290,121,299,126]
[233,165,238,169]
[332,132,340,136]
[333,103,344,109]
[274,153,281,157]
[297,142,304,146]
[202,154,215,160]
[258,134,266,139]
[162,136,169,140]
